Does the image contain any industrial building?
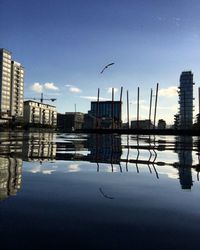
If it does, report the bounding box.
[57,112,84,131]
[23,100,57,127]
[88,101,122,129]
[131,119,153,129]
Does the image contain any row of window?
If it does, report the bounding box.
[2,66,11,73]
[3,60,11,68]
[3,52,11,59]
[2,75,10,81]
[2,85,10,91]
[3,71,11,77]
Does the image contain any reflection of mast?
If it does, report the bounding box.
[136,136,140,173]
[126,135,130,172]
[152,136,159,179]
[148,136,152,174]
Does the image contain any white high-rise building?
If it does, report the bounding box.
[0,48,24,120]
[0,49,12,118]
[10,61,24,117]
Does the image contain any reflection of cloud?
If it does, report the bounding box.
[80,96,108,101]
[28,165,56,175]
[167,173,178,179]
[159,86,178,97]
[42,170,56,175]
[68,163,80,172]
[29,165,41,173]
[65,84,82,93]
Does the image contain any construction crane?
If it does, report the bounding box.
[25,93,57,103]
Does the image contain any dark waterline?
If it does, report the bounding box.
[0,132,200,249]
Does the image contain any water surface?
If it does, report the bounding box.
[0,132,200,249]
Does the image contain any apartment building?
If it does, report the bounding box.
[10,61,24,118]
[24,100,57,127]
[0,48,24,120]
[0,49,12,118]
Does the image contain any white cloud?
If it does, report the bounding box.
[107,87,118,94]
[158,86,178,97]
[30,82,43,93]
[65,84,82,93]
[44,82,59,91]
[30,82,59,93]
[80,96,108,101]
[69,87,82,93]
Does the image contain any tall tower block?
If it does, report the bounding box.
[178,71,194,129]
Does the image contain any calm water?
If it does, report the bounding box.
[0,132,200,249]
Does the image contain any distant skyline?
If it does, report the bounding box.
[1,0,200,123]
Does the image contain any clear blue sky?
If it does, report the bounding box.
[1,0,200,123]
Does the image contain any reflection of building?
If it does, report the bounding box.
[0,49,24,120]
[22,133,56,161]
[57,112,84,131]
[131,119,153,129]
[87,134,122,164]
[0,132,23,154]
[178,71,194,129]
[88,101,122,129]
[0,157,22,201]
[175,136,193,189]
[24,101,57,127]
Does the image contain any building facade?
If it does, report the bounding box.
[178,71,194,129]
[24,101,57,127]
[0,48,24,120]
[89,101,122,129]
[158,119,166,129]
[57,112,84,131]
[0,49,12,118]
[131,119,153,129]
[10,61,24,118]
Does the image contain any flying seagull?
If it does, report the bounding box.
[100,62,115,74]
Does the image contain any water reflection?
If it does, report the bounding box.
[174,136,193,190]
[1,132,200,250]
[22,132,56,162]
[0,132,200,200]
[0,157,22,201]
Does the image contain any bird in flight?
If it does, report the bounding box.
[100,62,115,74]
